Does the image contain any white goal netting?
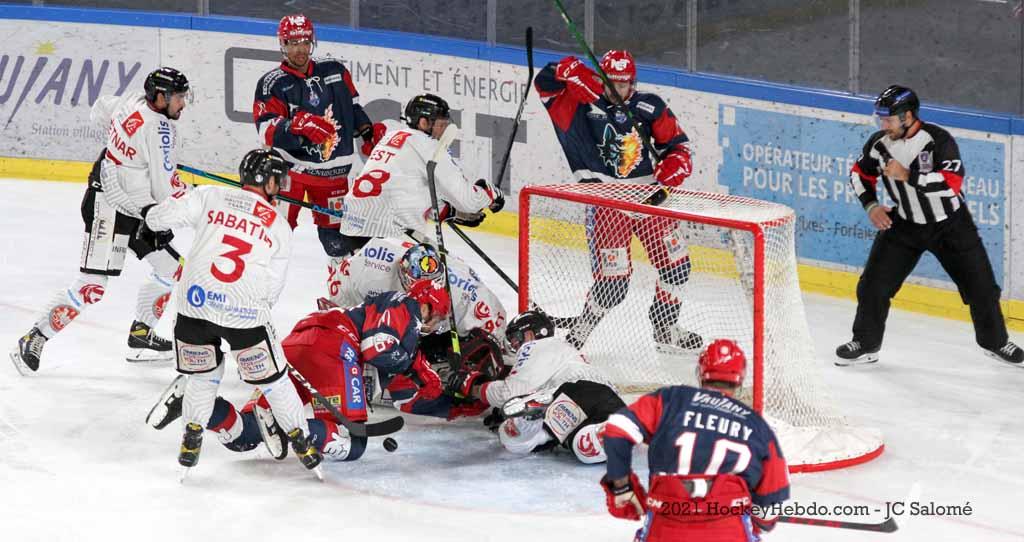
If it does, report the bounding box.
[520,183,883,472]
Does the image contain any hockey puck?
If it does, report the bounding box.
[382,437,398,452]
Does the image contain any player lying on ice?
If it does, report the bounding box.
[601,339,790,542]
[148,279,452,462]
[446,308,626,464]
[326,237,508,362]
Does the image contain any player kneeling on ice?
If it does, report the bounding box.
[601,340,790,541]
[10,68,192,374]
[338,94,504,244]
[148,280,452,462]
[145,148,322,476]
[328,237,507,364]
[446,309,625,464]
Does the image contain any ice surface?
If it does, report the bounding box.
[1,180,1022,541]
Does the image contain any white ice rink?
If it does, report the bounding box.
[1,179,1022,542]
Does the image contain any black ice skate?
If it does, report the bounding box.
[835,340,880,366]
[127,320,173,363]
[653,325,704,354]
[253,391,288,461]
[502,390,554,420]
[565,308,604,350]
[985,341,1024,367]
[288,428,324,480]
[10,327,47,375]
[178,422,204,473]
[146,375,186,429]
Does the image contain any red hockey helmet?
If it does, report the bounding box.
[407,278,451,319]
[600,50,636,84]
[698,339,747,386]
[278,14,315,45]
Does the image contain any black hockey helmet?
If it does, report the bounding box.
[874,85,919,118]
[144,67,191,103]
[505,309,555,351]
[404,94,450,129]
[239,148,290,188]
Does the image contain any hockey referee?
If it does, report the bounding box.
[836,85,1022,367]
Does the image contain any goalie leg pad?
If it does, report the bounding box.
[79,186,134,276]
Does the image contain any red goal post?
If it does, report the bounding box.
[518,183,884,472]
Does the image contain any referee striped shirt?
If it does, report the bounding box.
[849,122,965,224]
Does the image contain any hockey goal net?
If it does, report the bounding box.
[519,183,883,472]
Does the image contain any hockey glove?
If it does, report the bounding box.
[601,472,648,521]
[445,369,491,399]
[358,122,387,156]
[483,407,505,432]
[654,146,693,187]
[555,56,603,104]
[475,179,505,213]
[290,111,334,145]
[135,215,174,251]
[407,351,443,401]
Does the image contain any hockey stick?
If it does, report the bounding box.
[177,164,345,221]
[425,124,466,378]
[550,0,669,207]
[777,515,898,533]
[494,27,534,190]
[287,365,404,438]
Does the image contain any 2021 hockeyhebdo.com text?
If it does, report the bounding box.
[652,500,973,518]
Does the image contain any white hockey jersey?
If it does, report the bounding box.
[91,93,188,217]
[483,337,614,407]
[145,186,292,329]
[338,119,495,238]
[329,237,507,336]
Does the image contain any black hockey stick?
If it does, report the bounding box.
[551,0,669,207]
[778,515,898,533]
[494,26,533,190]
[425,125,466,378]
[177,164,345,220]
[287,365,404,438]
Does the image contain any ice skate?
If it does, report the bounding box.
[653,325,703,354]
[253,390,288,461]
[10,327,47,375]
[146,375,186,429]
[126,320,174,362]
[501,390,554,420]
[178,422,204,481]
[288,428,324,481]
[834,340,880,366]
[985,341,1024,367]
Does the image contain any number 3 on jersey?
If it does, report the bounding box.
[676,432,752,475]
[212,235,252,283]
[352,169,391,198]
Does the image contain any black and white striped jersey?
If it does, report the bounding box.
[849,122,965,224]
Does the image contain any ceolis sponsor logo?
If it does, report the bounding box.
[362,245,396,263]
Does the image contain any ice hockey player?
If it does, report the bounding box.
[601,339,790,541]
[338,94,504,243]
[534,50,701,353]
[446,309,625,464]
[327,238,507,343]
[10,67,192,374]
[148,280,453,463]
[253,14,383,272]
[143,148,322,476]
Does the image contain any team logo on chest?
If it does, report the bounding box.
[598,124,643,178]
[306,76,324,107]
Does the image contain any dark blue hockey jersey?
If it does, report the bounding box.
[253,58,371,178]
[605,385,790,508]
[534,61,690,183]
